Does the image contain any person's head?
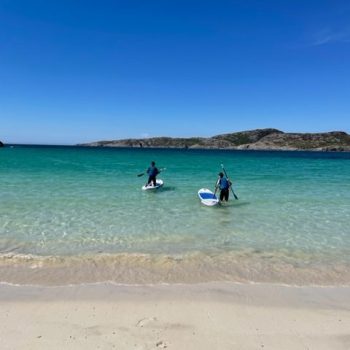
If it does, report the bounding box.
[218,172,224,178]
[151,161,155,166]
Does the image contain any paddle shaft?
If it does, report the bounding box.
[137,168,165,177]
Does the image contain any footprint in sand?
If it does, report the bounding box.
[156,340,168,348]
[136,317,158,328]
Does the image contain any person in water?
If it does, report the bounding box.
[146,161,160,187]
[215,172,232,202]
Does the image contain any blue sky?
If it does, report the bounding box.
[1,0,350,144]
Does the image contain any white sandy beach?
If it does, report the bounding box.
[1,282,350,350]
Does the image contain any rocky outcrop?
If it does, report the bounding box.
[236,131,350,151]
[79,129,350,152]
[0,141,4,147]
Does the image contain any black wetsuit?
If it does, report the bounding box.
[146,166,159,186]
[218,177,230,201]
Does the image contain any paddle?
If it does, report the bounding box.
[214,178,219,198]
[221,164,238,200]
[137,168,166,177]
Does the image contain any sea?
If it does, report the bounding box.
[1,145,350,286]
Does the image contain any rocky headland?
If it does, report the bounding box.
[79,129,350,152]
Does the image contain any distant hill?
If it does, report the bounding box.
[78,129,350,152]
[0,140,4,147]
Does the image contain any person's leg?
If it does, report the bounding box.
[225,189,229,201]
[147,176,156,186]
[220,190,224,202]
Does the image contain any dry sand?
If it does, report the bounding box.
[1,282,350,350]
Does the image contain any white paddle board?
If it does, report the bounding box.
[142,179,164,191]
[198,188,219,206]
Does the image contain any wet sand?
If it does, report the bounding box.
[2,251,350,286]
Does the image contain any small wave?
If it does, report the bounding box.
[1,251,350,287]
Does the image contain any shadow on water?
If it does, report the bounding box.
[218,201,251,208]
[230,201,251,208]
[140,186,177,194]
[159,186,176,192]
[198,201,250,210]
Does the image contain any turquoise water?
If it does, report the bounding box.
[1,145,350,285]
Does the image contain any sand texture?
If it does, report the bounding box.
[1,282,350,350]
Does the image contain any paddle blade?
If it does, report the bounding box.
[137,173,145,177]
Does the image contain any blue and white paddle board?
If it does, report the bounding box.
[198,188,219,206]
[142,179,164,191]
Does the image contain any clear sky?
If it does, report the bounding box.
[1,0,349,144]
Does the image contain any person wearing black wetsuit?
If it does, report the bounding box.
[216,172,231,202]
[146,161,160,187]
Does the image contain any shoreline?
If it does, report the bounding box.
[77,128,350,152]
[2,251,350,287]
[1,281,350,349]
[2,278,350,289]
[5,143,350,152]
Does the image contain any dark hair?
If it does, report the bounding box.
[219,172,224,177]
[151,161,155,166]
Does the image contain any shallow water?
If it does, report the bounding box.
[1,145,350,285]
